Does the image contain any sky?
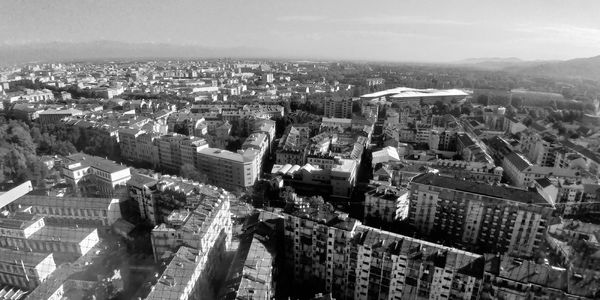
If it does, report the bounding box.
[1,0,600,62]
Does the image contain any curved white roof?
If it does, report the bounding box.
[361,87,469,99]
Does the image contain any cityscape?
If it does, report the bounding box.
[1,1,600,300]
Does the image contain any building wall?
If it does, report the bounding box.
[408,181,551,256]
[0,253,55,290]
[283,212,485,300]
[196,150,258,190]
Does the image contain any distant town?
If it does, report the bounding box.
[0,59,599,300]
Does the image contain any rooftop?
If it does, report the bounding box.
[361,87,469,99]
[220,235,273,300]
[0,248,52,266]
[15,194,118,210]
[65,153,129,174]
[504,151,533,171]
[0,212,43,230]
[354,226,484,277]
[411,173,551,206]
[28,226,97,243]
[144,246,200,300]
[484,254,567,291]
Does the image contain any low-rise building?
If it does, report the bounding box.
[0,248,55,290]
[38,109,83,124]
[8,194,122,229]
[0,212,99,257]
[62,153,131,197]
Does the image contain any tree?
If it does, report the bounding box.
[179,163,207,183]
[529,110,539,119]
[450,107,462,117]
[476,94,489,106]
[173,122,189,135]
[511,96,523,108]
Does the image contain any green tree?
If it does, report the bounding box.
[511,96,523,108]
[179,163,207,183]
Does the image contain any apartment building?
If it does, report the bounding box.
[502,151,533,186]
[323,98,353,119]
[282,199,486,300]
[0,248,55,290]
[521,132,573,168]
[156,133,209,172]
[144,246,209,300]
[364,185,409,223]
[220,234,275,300]
[366,77,384,87]
[254,118,277,151]
[150,194,232,261]
[276,125,311,165]
[196,148,260,191]
[503,150,598,188]
[408,173,555,257]
[128,173,227,226]
[118,128,161,166]
[456,133,494,164]
[127,173,161,225]
[118,128,144,162]
[360,103,379,121]
[62,153,131,196]
[146,196,232,300]
[271,158,358,199]
[242,132,270,169]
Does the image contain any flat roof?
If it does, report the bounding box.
[197,147,258,163]
[411,173,551,206]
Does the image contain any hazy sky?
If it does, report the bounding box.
[2,0,600,62]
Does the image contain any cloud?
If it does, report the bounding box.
[349,16,472,26]
[276,15,327,22]
[277,15,472,26]
[339,30,438,40]
[514,24,600,46]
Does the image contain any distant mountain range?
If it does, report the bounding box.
[455,56,600,81]
[0,40,273,64]
[504,55,600,82]
[453,57,550,70]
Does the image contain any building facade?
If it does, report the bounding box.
[408,173,555,257]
